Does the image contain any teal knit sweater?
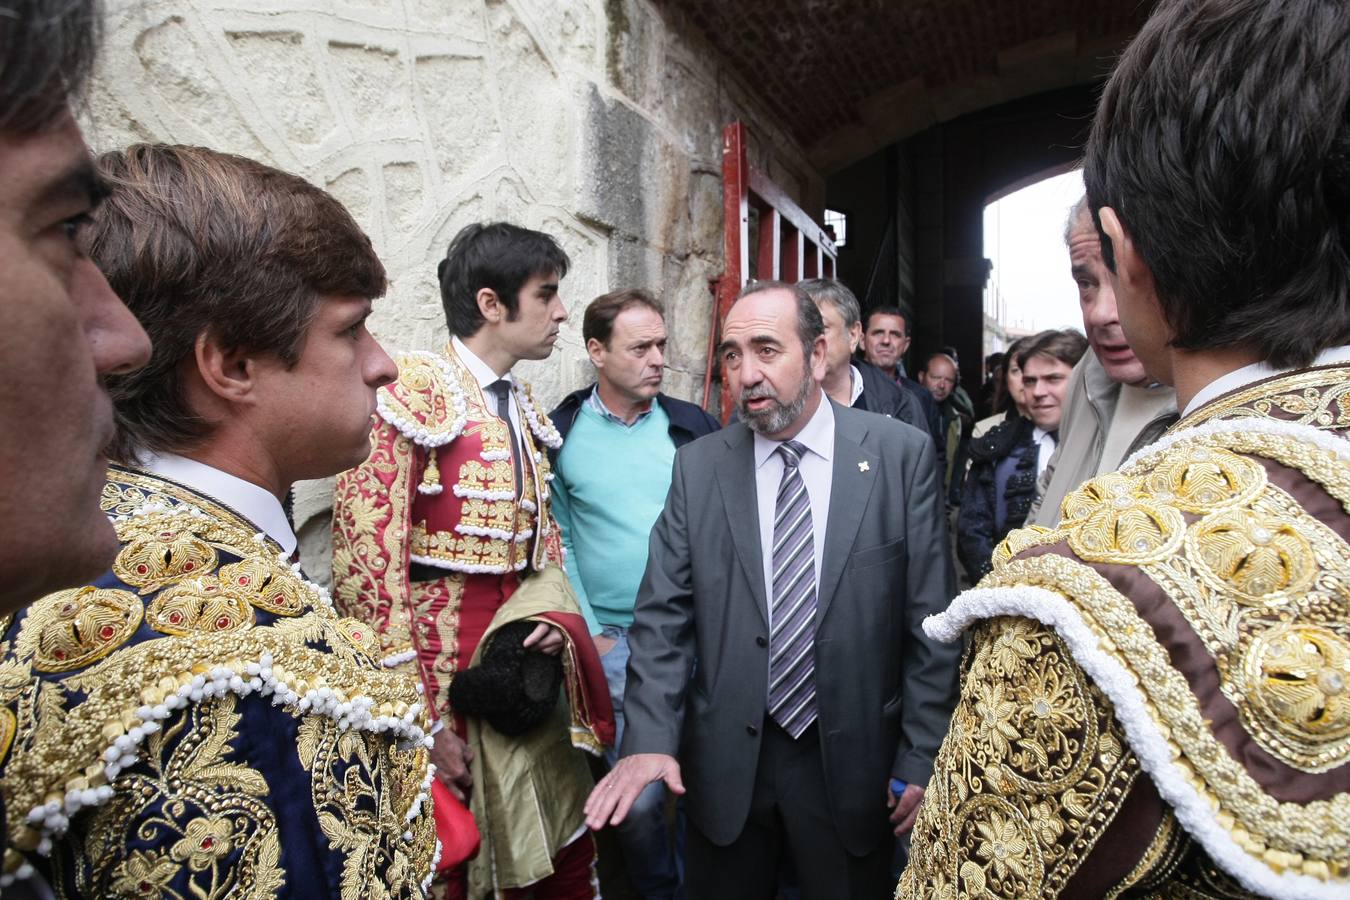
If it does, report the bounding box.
[551,400,677,634]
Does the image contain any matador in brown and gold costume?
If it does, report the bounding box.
[898,1,1350,897]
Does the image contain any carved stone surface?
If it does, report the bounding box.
[86,0,820,578]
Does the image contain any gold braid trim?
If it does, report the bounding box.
[898,617,1140,899]
[1175,365,1350,432]
[985,555,1349,880]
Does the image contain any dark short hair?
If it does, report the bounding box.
[0,0,100,132]
[799,278,862,330]
[736,280,824,358]
[438,222,570,337]
[582,288,664,347]
[1084,0,1350,368]
[92,144,387,462]
[994,337,1030,414]
[1017,329,1089,371]
[864,304,913,336]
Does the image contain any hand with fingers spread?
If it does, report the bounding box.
[521,621,565,655]
[584,753,684,830]
[887,780,925,836]
[431,727,475,803]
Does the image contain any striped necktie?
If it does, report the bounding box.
[767,440,818,738]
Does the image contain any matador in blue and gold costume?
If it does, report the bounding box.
[0,464,440,897]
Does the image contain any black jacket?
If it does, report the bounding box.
[957,412,1037,581]
[547,386,721,465]
[853,360,929,435]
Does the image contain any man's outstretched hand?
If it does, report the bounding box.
[585,753,684,829]
[431,728,474,803]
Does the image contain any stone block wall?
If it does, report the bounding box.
[84,0,821,578]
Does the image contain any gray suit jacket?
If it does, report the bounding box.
[621,402,959,855]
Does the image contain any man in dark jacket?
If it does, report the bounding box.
[800,279,929,436]
[548,288,718,900]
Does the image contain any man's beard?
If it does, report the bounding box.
[737,368,814,436]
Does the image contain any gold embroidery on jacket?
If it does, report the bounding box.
[1178,366,1350,431]
[330,424,416,656]
[73,695,284,899]
[898,618,1139,899]
[295,715,437,899]
[16,587,144,672]
[988,554,1350,880]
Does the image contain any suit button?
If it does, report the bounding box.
[747,724,759,737]
[755,636,767,647]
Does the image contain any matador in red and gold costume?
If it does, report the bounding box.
[331,224,612,900]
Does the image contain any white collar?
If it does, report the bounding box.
[848,365,866,406]
[753,391,835,469]
[1032,426,1054,443]
[1182,345,1350,418]
[451,336,512,392]
[138,453,297,556]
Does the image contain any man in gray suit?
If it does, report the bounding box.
[584,281,959,899]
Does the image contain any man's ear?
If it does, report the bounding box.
[585,336,605,369]
[476,287,503,325]
[1098,207,1153,298]
[809,334,829,382]
[193,331,257,404]
[847,321,862,354]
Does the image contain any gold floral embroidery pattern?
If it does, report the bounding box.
[410,522,528,571]
[296,715,437,899]
[73,695,284,899]
[409,574,465,716]
[987,554,1350,879]
[113,515,218,593]
[331,424,416,657]
[219,558,309,617]
[1242,625,1350,767]
[898,618,1139,899]
[1177,366,1350,431]
[15,587,144,672]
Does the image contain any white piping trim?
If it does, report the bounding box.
[926,586,1345,900]
[408,553,529,574]
[1120,416,1350,473]
[376,351,469,449]
[452,485,515,502]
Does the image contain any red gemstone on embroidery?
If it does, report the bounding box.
[183,562,195,571]
[352,631,362,640]
[216,616,231,630]
[138,881,152,894]
[136,564,149,574]
[53,650,66,660]
[238,577,248,585]
[158,532,172,539]
[99,625,115,640]
[201,837,214,849]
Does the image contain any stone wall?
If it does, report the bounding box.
[85,0,822,578]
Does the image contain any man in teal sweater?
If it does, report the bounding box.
[549,288,719,900]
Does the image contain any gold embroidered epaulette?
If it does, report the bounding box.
[919,417,1350,899]
[376,350,470,450]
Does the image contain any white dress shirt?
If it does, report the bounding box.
[1181,344,1350,418]
[848,364,866,406]
[453,335,523,438]
[753,393,834,625]
[1032,426,1057,477]
[139,452,297,556]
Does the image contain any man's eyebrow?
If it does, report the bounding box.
[535,281,559,294]
[1070,263,1095,280]
[35,160,111,213]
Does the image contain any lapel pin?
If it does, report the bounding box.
[858,461,870,472]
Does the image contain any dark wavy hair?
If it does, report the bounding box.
[1084,0,1350,368]
[0,0,101,132]
[437,222,570,338]
[92,145,387,461]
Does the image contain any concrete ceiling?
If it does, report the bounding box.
[655,0,1155,173]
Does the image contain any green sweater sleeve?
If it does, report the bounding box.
[550,472,602,635]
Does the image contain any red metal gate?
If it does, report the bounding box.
[703,121,838,421]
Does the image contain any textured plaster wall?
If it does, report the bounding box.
[85,0,822,578]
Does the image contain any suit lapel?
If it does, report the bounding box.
[816,407,879,622]
[714,425,769,628]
